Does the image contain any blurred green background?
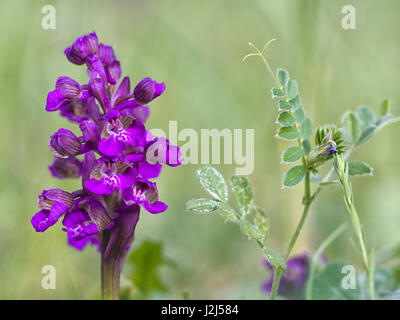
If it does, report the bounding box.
[0,0,399,299]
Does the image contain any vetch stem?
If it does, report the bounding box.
[270,170,312,299]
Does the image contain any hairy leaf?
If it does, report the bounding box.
[282,165,307,188]
[341,112,361,144]
[218,202,240,223]
[287,79,298,100]
[277,126,299,140]
[276,68,289,87]
[271,87,285,98]
[197,166,228,202]
[357,106,375,130]
[230,175,253,217]
[185,198,220,214]
[300,117,312,140]
[263,246,286,272]
[348,161,373,176]
[277,111,296,127]
[282,146,304,163]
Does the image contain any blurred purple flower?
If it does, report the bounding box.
[262,251,309,298]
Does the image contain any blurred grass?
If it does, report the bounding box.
[0,0,399,299]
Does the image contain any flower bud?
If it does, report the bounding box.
[48,157,82,178]
[37,189,74,211]
[64,32,98,65]
[49,129,82,158]
[98,43,116,66]
[87,200,112,232]
[134,77,165,104]
[55,76,81,99]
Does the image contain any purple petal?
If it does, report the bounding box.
[98,136,125,157]
[143,200,168,214]
[31,210,51,232]
[46,90,65,111]
[138,161,162,179]
[117,167,137,189]
[153,82,166,99]
[85,177,115,195]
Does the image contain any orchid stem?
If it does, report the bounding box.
[101,232,120,300]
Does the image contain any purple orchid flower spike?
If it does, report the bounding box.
[32,31,182,299]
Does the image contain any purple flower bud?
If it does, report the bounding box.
[55,76,81,99]
[98,43,116,66]
[134,77,166,104]
[87,200,112,232]
[64,32,98,65]
[48,129,82,158]
[37,188,74,211]
[48,157,82,178]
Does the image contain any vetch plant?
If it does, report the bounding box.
[31,31,182,299]
[186,39,399,300]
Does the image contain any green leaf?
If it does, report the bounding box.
[278,99,291,110]
[357,106,375,130]
[300,117,312,140]
[239,219,264,241]
[374,268,396,298]
[341,112,362,144]
[218,202,240,223]
[294,108,305,124]
[312,261,362,300]
[282,146,304,163]
[230,175,253,217]
[185,198,220,214]
[355,125,376,147]
[253,208,269,241]
[302,139,311,155]
[277,126,299,140]
[282,165,307,188]
[287,79,298,100]
[289,96,301,109]
[271,87,285,98]
[277,111,296,127]
[197,166,228,202]
[380,99,392,116]
[128,240,173,298]
[276,68,289,87]
[348,161,373,176]
[263,246,286,272]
